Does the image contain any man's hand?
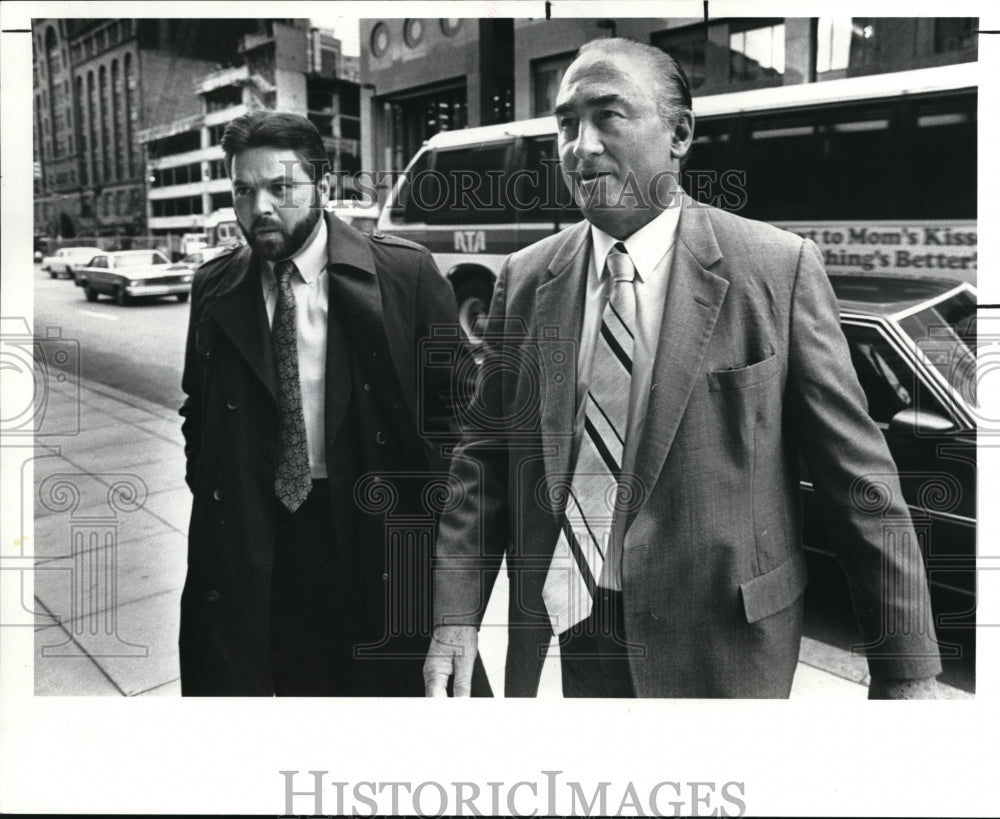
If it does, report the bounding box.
[423,625,478,697]
[869,675,940,700]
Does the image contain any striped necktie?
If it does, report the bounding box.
[272,259,313,512]
[542,242,636,634]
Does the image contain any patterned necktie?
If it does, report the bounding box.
[542,243,637,634]
[272,259,312,512]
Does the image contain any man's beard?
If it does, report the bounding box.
[241,205,322,261]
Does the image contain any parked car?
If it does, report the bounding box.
[41,246,102,279]
[74,249,191,305]
[803,275,977,660]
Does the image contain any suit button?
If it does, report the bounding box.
[205,589,220,603]
[375,431,387,445]
[226,398,239,410]
[212,488,222,501]
[382,573,389,581]
[363,383,372,391]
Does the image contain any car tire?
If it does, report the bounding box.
[176,293,189,303]
[84,283,98,302]
[49,269,59,279]
[114,286,129,306]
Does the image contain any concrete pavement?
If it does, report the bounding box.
[27,373,971,698]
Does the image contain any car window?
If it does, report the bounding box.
[92,256,107,268]
[898,288,977,408]
[842,322,949,425]
[115,252,169,268]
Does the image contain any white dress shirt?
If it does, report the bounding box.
[577,204,682,590]
[260,218,329,479]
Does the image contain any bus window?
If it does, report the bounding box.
[389,148,430,225]
[410,142,511,224]
[908,95,976,218]
[515,136,580,225]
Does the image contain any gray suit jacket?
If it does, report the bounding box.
[433,196,943,697]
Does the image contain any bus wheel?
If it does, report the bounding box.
[454,278,492,342]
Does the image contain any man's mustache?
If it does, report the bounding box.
[250,218,284,234]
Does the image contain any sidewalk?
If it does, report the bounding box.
[28,375,971,699]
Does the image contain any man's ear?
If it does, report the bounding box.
[671,110,695,160]
[316,172,332,207]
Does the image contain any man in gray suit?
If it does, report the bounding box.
[423,38,942,698]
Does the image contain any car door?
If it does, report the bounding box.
[841,318,975,621]
[801,315,976,657]
[88,256,110,290]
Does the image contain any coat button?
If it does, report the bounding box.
[226,398,239,410]
[205,589,220,603]
[375,431,387,445]
[381,573,389,581]
[363,383,372,391]
[212,488,222,501]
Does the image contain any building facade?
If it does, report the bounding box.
[32,19,266,242]
[359,16,977,202]
[136,20,361,247]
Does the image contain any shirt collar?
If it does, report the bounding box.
[264,216,328,286]
[590,200,682,283]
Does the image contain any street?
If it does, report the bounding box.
[32,263,189,411]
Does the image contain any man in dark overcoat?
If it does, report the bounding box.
[179,111,486,696]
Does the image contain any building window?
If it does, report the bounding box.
[208,124,227,146]
[152,196,204,218]
[371,23,390,57]
[404,19,425,48]
[210,191,233,211]
[388,84,467,171]
[530,52,575,117]
[934,18,977,53]
[816,17,853,74]
[729,20,785,85]
[652,26,707,92]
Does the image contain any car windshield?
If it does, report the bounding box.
[898,287,977,408]
[114,252,167,268]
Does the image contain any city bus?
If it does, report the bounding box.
[376,61,976,338]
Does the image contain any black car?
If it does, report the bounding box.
[803,275,977,677]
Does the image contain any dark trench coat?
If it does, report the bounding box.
[178,212,477,695]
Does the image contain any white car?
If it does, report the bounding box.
[41,246,102,279]
[74,249,192,305]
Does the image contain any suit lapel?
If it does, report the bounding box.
[536,221,590,499]
[205,247,277,402]
[626,199,729,530]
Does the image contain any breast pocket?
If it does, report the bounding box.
[707,353,779,393]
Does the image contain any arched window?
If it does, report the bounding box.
[99,64,111,184]
[75,75,88,184]
[124,53,135,177]
[111,59,122,179]
[87,71,99,182]
[44,27,60,157]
